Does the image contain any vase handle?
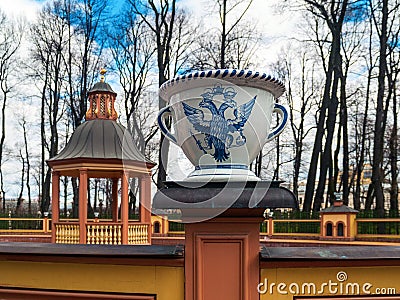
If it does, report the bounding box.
[265,103,288,142]
[157,106,178,144]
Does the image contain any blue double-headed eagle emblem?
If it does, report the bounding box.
[182,85,256,162]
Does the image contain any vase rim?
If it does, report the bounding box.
[159,69,285,101]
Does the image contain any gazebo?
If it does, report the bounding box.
[47,70,155,245]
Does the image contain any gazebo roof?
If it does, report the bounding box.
[48,69,155,177]
[88,81,116,94]
[48,119,154,166]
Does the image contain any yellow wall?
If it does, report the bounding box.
[260,266,400,299]
[151,215,168,234]
[0,260,184,300]
[322,213,357,238]
[350,214,357,237]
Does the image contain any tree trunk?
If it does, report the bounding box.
[389,82,398,212]
[15,149,25,215]
[371,0,388,219]
[312,37,341,211]
[22,119,32,214]
[220,0,226,68]
[340,76,349,206]
[0,88,6,213]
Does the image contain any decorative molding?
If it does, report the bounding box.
[160,69,285,101]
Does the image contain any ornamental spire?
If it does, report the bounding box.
[85,69,118,121]
[100,68,106,82]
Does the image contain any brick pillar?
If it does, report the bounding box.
[51,171,60,243]
[140,175,151,223]
[121,172,129,244]
[185,209,263,300]
[78,169,88,244]
[112,178,119,222]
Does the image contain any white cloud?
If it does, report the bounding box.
[178,0,301,68]
[0,0,43,21]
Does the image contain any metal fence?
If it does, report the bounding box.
[272,220,321,235]
[0,218,50,233]
[357,218,400,236]
[2,217,400,239]
[169,221,185,232]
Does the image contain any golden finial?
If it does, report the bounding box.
[100,68,107,82]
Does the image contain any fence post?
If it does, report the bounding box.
[268,217,274,238]
[43,212,49,233]
[8,211,11,230]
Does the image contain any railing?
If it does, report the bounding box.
[356,218,400,238]
[128,224,150,244]
[168,221,185,232]
[54,223,80,244]
[260,219,320,236]
[0,218,50,233]
[86,223,122,245]
[4,217,400,241]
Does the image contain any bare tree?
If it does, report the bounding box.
[366,0,388,217]
[109,11,157,154]
[299,0,349,212]
[352,16,376,210]
[20,117,32,214]
[273,47,319,200]
[0,10,23,212]
[387,33,400,212]
[64,0,108,129]
[31,1,70,212]
[365,0,400,216]
[15,148,25,214]
[61,0,108,217]
[131,0,198,188]
[190,0,259,70]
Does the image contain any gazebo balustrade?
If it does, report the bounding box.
[54,221,150,245]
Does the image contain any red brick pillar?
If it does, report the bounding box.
[112,178,119,222]
[140,175,151,223]
[121,172,129,244]
[78,169,88,244]
[51,171,60,243]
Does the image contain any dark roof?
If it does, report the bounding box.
[320,204,358,213]
[88,81,116,94]
[0,242,183,258]
[260,246,400,260]
[153,181,299,210]
[48,119,154,165]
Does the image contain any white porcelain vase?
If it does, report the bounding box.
[157,69,288,182]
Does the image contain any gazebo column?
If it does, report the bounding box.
[112,178,119,222]
[51,171,60,243]
[121,172,129,244]
[79,169,88,244]
[140,174,151,223]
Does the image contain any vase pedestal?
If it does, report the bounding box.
[184,209,263,300]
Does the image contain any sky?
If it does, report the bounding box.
[0,0,301,199]
[0,0,300,72]
[0,0,42,20]
[0,0,299,43]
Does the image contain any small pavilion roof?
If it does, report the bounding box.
[320,203,358,213]
[48,119,155,167]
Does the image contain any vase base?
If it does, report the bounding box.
[185,167,260,182]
